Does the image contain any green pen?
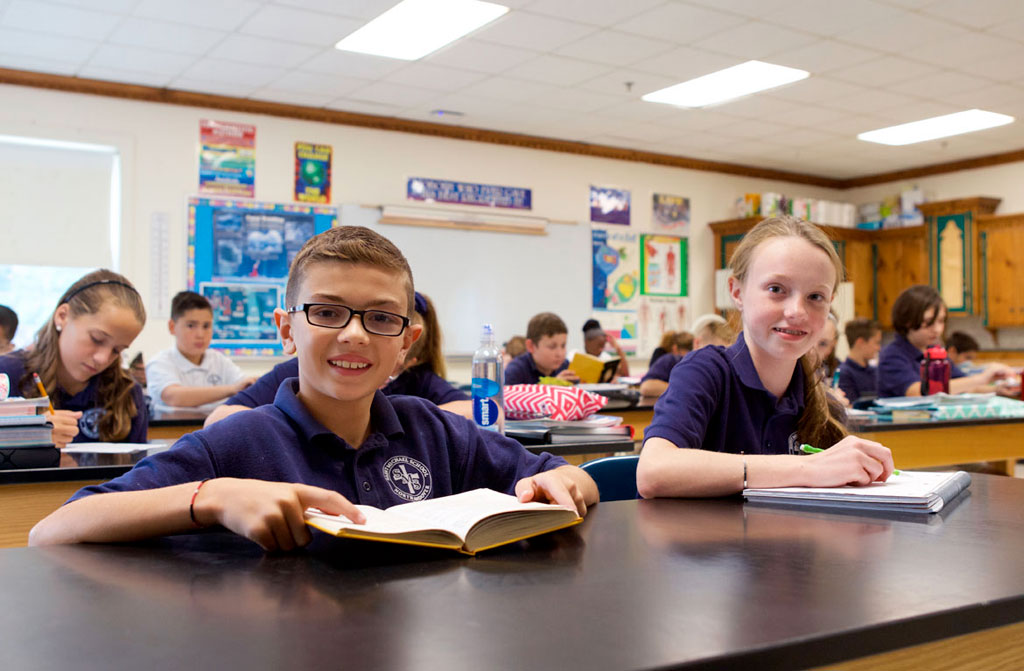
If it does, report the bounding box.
[800,444,901,475]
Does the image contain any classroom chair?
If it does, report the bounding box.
[580,455,640,502]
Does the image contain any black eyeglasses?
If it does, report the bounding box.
[287,303,410,337]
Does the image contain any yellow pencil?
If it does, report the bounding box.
[33,372,55,413]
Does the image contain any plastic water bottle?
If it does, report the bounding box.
[920,345,951,395]
[472,323,504,434]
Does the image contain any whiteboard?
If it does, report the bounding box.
[341,204,592,355]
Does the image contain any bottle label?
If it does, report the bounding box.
[473,397,499,427]
[471,377,500,398]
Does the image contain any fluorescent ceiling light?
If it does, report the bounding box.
[642,60,809,108]
[335,0,509,61]
[857,109,1014,146]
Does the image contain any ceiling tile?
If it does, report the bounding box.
[691,21,819,60]
[554,30,675,67]
[414,92,521,118]
[921,0,1024,29]
[896,71,993,99]
[652,109,740,133]
[263,70,369,98]
[298,49,405,79]
[764,0,906,37]
[77,65,175,88]
[239,5,364,47]
[1,0,120,40]
[768,76,873,104]
[132,0,263,31]
[425,39,539,74]
[630,46,736,81]
[820,87,921,115]
[324,97,404,116]
[168,76,261,98]
[660,0,799,20]
[0,52,80,75]
[768,126,844,147]
[459,76,559,103]
[874,100,964,124]
[247,88,337,107]
[523,0,665,27]
[596,100,681,123]
[955,54,1024,83]
[616,3,746,44]
[503,54,611,86]
[0,26,98,62]
[273,0,405,20]
[828,56,937,87]
[712,118,796,139]
[941,83,1024,110]
[382,63,486,92]
[910,31,1022,69]
[209,35,320,68]
[529,87,622,113]
[177,58,286,87]
[707,94,806,121]
[835,13,965,53]
[771,40,880,74]
[345,81,439,108]
[56,0,139,11]
[473,11,597,51]
[106,18,226,55]
[576,69,678,99]
[87,44,195,76]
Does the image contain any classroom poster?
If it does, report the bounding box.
[590,310,638,357]
[188,196,336,356]
[294,142,332,203]
[407,177,532,209]
[640,234,687,297]
[592,227,639,311]
[652,193,690,234]
[590,185,630,225]
[637,296,689,356]
[199,119,256,198]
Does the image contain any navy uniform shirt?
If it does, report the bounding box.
[837,357,877,402]
[644,333,806,455]
[640,352,682,383]
[69,378,566,507]
[225,358,469,408]
[647,347,668,368]
[504,352,569,386]
[0,351,148,443]
[877,335,964,398]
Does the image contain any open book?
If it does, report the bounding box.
[743,471,971,514]
[304,488,582,555]
[569,352,620,384]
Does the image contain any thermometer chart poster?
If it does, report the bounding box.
[188,196,336,356]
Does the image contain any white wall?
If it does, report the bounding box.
[1,82,850,379]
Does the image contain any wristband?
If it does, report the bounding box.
[189,478,211,528]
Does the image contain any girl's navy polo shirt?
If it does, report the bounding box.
[69,378,567,509]
[225,358,469,408]
[643,333,806,456]
[0,352,148,443]
[837,358,877,402]
[877,334,963,398]
[640,352,682,383]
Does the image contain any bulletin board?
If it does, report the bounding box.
[187,196,336,356]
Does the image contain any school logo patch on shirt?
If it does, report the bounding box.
[79,407,104,440]
[383,455,432,502]
[206,373,222,385]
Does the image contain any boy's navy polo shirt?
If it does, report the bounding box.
[69,378,566,508]
[644,333,806,456]
[877,334,963,398]
[225,358,469,407]
[837,358,877,402]
[504,352,569,386]
[0,352,148,443]
[640,353,682,383]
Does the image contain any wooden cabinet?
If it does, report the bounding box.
[979,213,1024,327]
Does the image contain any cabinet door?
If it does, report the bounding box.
[874,235,927,328]
[844,239,874,320]
[982,226,1024,327]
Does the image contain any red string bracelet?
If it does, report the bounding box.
[189,478,211,528]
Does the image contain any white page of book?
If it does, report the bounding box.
[391,488,570,539]
[745,471,959,501]
[306,506,442,535]
[61,442,152,454]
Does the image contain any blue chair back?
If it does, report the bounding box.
[580,455,640,502]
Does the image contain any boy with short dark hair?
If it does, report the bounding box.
[30,227,597,550]
[146,291,256,412]
[0,304,18,354]
[837,318,881,402]
[504,312,580,385]
[946,331,981,374]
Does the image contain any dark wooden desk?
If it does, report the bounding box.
[148,408,208,441]
[2,475,1023,670]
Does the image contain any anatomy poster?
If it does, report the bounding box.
[641,234,687,297]
[637,296,689,355]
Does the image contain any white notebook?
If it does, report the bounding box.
[743,470,971,514]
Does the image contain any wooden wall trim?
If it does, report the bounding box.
[6,67,1024,191]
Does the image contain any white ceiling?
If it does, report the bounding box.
[4,0,1024,180]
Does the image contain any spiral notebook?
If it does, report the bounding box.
[743,471,971,514]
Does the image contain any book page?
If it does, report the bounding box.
[304,505,440,536]
[61,442,152,454]
[745,471,963,502]
[390,489,574,540]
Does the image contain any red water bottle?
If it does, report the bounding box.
[920,346,951,395]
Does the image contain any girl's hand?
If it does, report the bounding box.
[515,470,588,517]
[192,478,365,552]
[48,410,82,448]
[800,435,894,487]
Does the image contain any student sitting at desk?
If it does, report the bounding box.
[836,318,880,403]
[30,226,597,550]
[146,291,256,414]
[0,270,148,447]
[581,318,630,377]
[504,312,579,385]
[636,216,895,498]
[639,331,693,398]
[202,290,471,427]
[877,285,1010,397]
[0,304,18,355]
[946,331,983,375]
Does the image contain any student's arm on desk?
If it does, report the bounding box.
[439,399,473,420]
[160,378,257,409]
[516,465,598,517]
[902,363,1013,396]
[29,479,365,551]
[636,436,894,498]
[639,379,668,397]
[204,404,251,427]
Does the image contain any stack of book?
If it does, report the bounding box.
[506,415,633,445]
[0,397,58,469]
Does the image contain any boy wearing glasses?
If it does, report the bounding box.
[31,227,597,550]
